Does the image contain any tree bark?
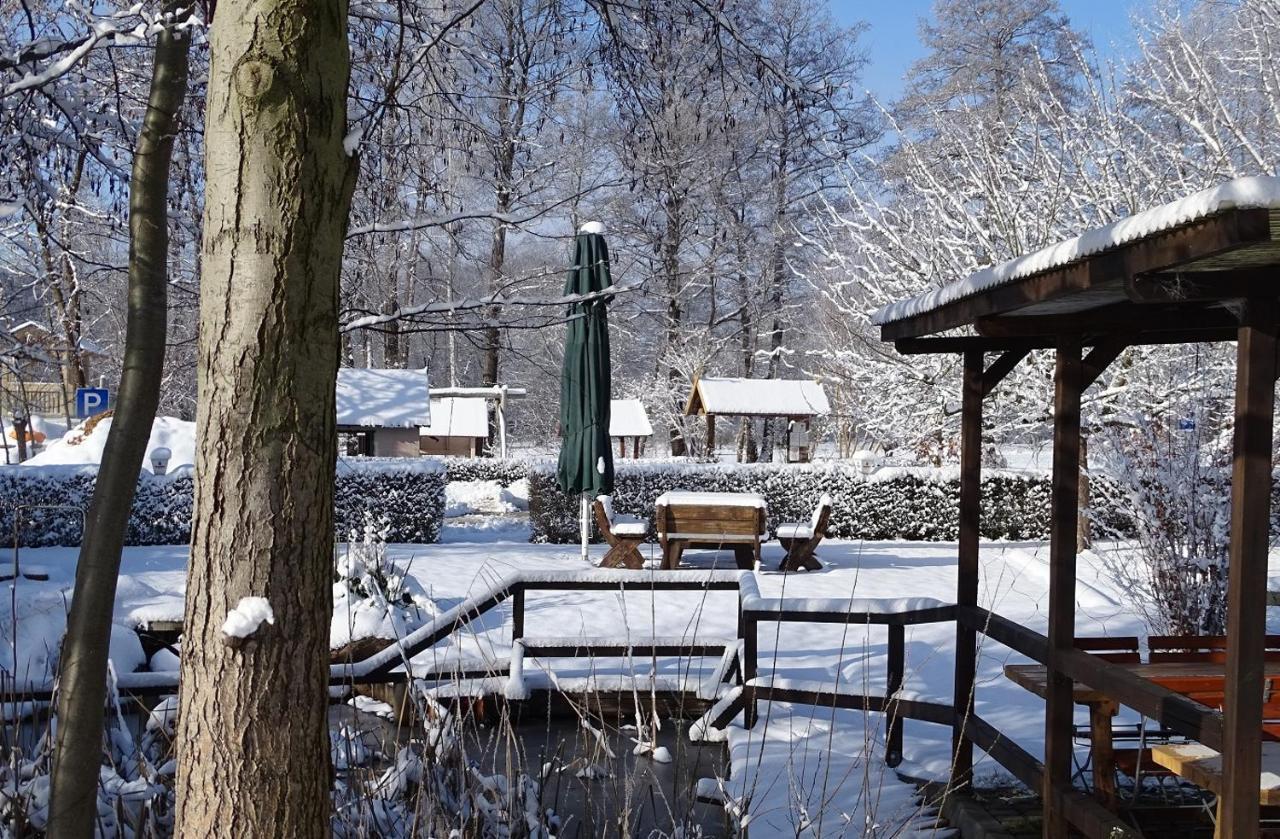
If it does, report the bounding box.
[173,0,355,831]
[47,12,190,836]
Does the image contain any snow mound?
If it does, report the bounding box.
[25,415,195,474]
[221,597,274,639]
[446,480,526,516]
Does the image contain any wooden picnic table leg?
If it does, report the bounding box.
[1089,699,1118,809]
[732,544,753,570]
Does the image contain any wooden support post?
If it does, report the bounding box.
[741,607,758,728]
[1220,299,1278,838]
[1044,341,1082,838]
[887,623,905,767]
[953,350,983,785]
[706,414,716,458]
[512,587,525,641]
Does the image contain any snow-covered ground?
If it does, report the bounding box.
[23,415,195,472]
[3,529,1270,834]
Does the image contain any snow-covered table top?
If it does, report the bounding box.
[654,491,768,509]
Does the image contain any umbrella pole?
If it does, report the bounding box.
[580,493,590,563]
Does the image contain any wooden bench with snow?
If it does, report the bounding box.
[775,493,831,572]
[654,490,767,571]
[1151,741,1280,835]
[593,495,648,569]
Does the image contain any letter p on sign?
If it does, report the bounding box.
[75,387,109,418]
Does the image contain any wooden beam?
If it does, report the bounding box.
[895,326,1237,356]
[1081,338,1129,389]
[1044,341,1083,838]
[1221,298,1279,838]
[981,349,1029,397]
[953,350,983,785]
[978,302,1238,337]
[1125,268,1278,303]
[879,209,1273,340]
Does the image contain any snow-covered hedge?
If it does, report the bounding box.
[527,461,1058,543]
[440,456,541,485]
[0,458,446,547]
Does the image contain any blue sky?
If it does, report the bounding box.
[829,0,1144,101]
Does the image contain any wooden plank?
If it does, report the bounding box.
[953,350,983,784]
[1011,654,1228,748]
[1152,743,1280,807]
[961,605,1049,662]
[1081,337,1128,389]
[967,713,1143,838]
[977,302,1238,337]
[742,605,956,627]
[980,348,1029,397]
[896,326,1239,356]
[887,623,905,767]
[1044,340,1082,838]
[1222,298,1279,838]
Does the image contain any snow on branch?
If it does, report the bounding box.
[1,7,203,99]
[340,276,645,333]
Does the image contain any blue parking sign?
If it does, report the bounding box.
[75,387,109,418]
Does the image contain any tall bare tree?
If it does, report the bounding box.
[46,7,191,833]
[173,0,356,831]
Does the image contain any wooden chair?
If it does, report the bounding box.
[1075,635,1141,663]
[593,496,647,569]
[776,494,831,572]
[1148,634,1280,663]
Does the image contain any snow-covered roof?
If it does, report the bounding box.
[7,320,106,357]
[335,368,430,428]
[686,377,830,417]
[419,397,488,438]
[609,399,652,437]
[871,176,1280,326]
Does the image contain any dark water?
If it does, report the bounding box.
[334,694,730,837]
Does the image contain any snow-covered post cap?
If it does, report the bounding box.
[150,446,172,475]
[578,221,605,235]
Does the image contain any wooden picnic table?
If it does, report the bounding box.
[1004,661,1280,809]
[653,490,767,571]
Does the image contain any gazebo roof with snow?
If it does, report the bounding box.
[873,176,1280,343]
[335,367,430,428]
[873,176,1280,837]
[609,399,653,438]
[684,377,830,418]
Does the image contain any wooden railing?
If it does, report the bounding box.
[0,566,1220,836]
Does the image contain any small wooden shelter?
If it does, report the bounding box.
[684,376,829,462]
[419,396,489,457]
[608,398,652,458]
[874,176,1280,837]
[335,367,430,457]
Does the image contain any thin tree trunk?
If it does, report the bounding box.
[47,12,190,835]
[174,0,355,831]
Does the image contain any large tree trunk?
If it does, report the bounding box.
[174,0,355,831]
[46,13,191,835]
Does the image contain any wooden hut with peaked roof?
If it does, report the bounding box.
[608,398,652,458]
[684,376,829,462]
[873,176,1280,837]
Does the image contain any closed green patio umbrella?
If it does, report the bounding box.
[556,221,614,561]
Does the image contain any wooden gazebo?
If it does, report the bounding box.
[873,176,1280,837]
